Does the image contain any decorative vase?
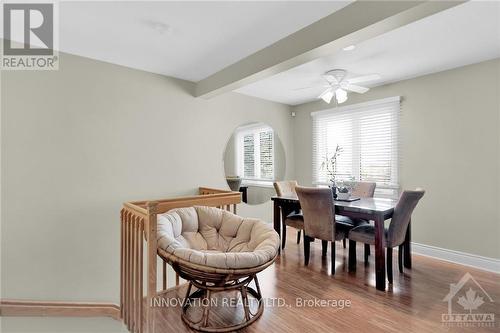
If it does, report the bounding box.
[226,177,242,192]
[337,192,350,200]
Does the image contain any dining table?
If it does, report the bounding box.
[271,195,412,291]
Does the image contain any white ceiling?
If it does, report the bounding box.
[236,1,500,105]
[57,1,351,81]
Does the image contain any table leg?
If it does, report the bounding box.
[273,200,281,254]
[242,187,247,203]
[404,218,412,269]
[374,214,386,291]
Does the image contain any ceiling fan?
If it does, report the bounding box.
[306,69,381,104]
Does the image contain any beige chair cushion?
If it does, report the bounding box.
[157,206,280,269]
[284,213,304,229]
[351,181,376,198]
[348,224,388,246]
[295,186,346,242]
[348,189,425,248]
[273,180,298,197]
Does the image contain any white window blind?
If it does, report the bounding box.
[243,134,255,178]
[312,96,400,198]
[236,124,275,183]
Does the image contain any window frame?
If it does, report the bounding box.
[311,96,401,198]
[234,123,275,186]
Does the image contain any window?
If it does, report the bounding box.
[235,123,275,183]
[312,96,400,198]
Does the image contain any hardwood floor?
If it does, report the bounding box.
[152,230,500,332]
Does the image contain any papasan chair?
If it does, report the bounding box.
[156,206,280,332]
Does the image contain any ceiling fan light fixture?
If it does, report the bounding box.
[307,69,376,104]
[319,89,334,104]
[335,88,348,104]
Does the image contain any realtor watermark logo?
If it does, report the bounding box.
[1,1,59,70]
[442,272,495,328]
[151,296,352,309]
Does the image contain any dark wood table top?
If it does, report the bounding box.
[272,195,397,216]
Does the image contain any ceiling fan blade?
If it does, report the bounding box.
[345,84,369,94]
[348,74,381,84]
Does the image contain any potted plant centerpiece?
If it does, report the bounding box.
[336,185,350,200]
[336,179,356,200]
[320,145,343,199]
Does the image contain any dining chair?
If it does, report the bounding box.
[348,189,425,283]
[351,181,377,198]
[337,181,376,259]
[295,186,346,275]
[273,180,304,249]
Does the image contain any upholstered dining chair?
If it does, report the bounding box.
[295,186,346,275]
[274,180,304,249]
[336,181,376,259]
[348,189,425,283]
[351,181,377,198]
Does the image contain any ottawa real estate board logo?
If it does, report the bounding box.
[442,273,495,328]
[1,1,59,70]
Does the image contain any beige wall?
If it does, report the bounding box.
[0,52,294,303]
[292,58,500,259]
[223,133,237,176]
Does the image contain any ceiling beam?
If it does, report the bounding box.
[195,0,464,99]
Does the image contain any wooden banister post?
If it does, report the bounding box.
[145,201,158,333]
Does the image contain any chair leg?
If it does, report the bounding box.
[304,236,311,266]
[281,224,287,250]
[343,238,346,248]
[348,240,356,272]
[331,241,336,275]
[321,240,328,257]
[297,230,301,244]
[398,245,404,273]
[364,244,370,265]
[387,247,393,284]
[240,287,250,321]
[202,289,212,327]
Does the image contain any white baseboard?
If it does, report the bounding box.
[411,242,500,274]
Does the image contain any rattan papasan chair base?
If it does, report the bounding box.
[157,206,280,332]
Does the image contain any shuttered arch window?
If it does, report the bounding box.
[259,131,274,179]
[243,134,255,178]
[236,124,274,182]
[312,96,400,198]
